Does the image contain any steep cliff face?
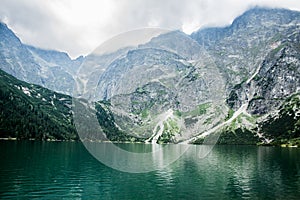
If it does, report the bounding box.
[191,7,300,87]
[220,26,300,145]
[89,8,300,144]
[227,28,300,114]
[79,31,227,142]
[0,22,82,94]
[0,22,41,84]
[250,32,300,113]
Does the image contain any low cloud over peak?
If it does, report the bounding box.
[1,0,299,58]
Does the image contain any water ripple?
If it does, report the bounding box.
[0,142,300,199]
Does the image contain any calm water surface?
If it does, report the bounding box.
[0,141,299,199]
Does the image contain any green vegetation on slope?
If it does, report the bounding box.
[259,94,300,146]
[158,118,180,143]
[0,69,77,140]
[216,128,260,145]
[1,66,299,145]
[95,101,144,142]
[0,69,145,142]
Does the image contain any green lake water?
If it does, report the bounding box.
[0,141,299,199]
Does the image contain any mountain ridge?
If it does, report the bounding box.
[0,22,82,95]
[1,7,300,145]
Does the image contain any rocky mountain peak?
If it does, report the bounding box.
[1,7,299,145]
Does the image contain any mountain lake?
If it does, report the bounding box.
[0,141,299,199]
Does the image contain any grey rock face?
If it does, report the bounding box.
[88,8,300,142]
[0,22,83,94]
[78,30,227,141]
[228,28,300,115]
[191,7,300,87]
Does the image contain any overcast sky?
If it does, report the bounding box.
[1,0,300,58]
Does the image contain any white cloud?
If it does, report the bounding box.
[0,0,300,58]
